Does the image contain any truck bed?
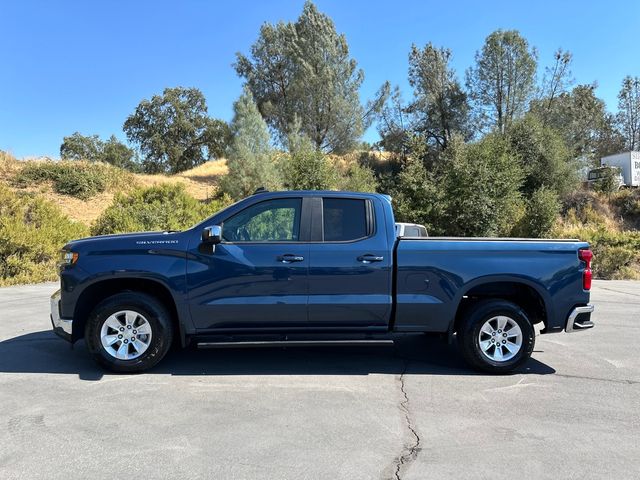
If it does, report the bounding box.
[393,237,590,333]
[399,236,580,242]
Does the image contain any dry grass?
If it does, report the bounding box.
[136,159,227,202]
[35,188,116,224]
[180,159,228,180]
[0,151,21,181]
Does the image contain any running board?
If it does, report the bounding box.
[196,339,395,349]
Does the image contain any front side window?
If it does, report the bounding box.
[323,198,368,241]
[222,198,302,242]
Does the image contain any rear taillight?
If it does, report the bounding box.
[579,248,593,290]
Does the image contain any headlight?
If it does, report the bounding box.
[59,250,79,266]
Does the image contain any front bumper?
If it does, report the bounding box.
[565,304,595,332]
[50,289,73,342]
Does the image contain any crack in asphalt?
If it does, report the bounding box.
[390,359,421,480]
[595,286,640,298]
[554,373,640,385]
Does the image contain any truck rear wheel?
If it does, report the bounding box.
[457,299,535,374]
[85,292,173,373]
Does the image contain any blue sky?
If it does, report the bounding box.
[1,0,639,158]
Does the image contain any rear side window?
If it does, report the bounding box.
[323,198,368,241]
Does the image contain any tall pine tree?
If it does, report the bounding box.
[221,88,280,199]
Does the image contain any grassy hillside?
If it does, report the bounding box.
[552,189,640,279]
[0,152,228,224]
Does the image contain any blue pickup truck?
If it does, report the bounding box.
[51,190,594,373]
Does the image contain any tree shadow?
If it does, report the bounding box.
[0,330,555,381]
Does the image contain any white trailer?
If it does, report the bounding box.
[600,151,640,187]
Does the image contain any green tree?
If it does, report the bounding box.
[235,1,370,153]
[531,84,625,163]
[203,119,233,160]
[537,49,573,125]
[101,135,138,170]
[617,76,640,150]
[124,87,229,174]
[60,132,137,170]
[373,83,412,157]
[60,132,102,160]
[220,88,280,199]
[508,115,578,197]
[408,43,470,149]
[466,30,537,134]
[439,134,524,236]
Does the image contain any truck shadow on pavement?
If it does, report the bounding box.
[0,330,555,381]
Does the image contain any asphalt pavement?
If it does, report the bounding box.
[0,281,638,479]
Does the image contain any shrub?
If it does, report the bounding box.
[14,160,134,200]
[281,134,378,193]
[0,186,88,286]
[594,246,638,280]
[592,167,622,194]
[561,190,617,229]
[514,187,560,238]
[613,189,640,217]
[552,223,640,279]
[562,190,600,217]
[336,162,378,192]
[92,183,232,235]
[282,134,336,190]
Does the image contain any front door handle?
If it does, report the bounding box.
[278,254,305,263]
[357,254,384,264]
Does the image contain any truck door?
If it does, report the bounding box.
[187,197,310,330]
[307,196,392,327]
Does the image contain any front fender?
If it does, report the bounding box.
[59,251,192,343]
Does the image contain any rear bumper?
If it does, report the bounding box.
[565,304,595,332]
[50,289,73,342]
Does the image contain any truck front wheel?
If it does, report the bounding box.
[457,299,535,374]
[85,292,174,373]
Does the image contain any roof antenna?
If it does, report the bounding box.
[253,187,268,195]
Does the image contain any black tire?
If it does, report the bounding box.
[85,292,174,373]
[457,299,535,374]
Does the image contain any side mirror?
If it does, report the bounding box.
[202,225,222,244]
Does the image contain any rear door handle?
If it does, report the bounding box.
[357,254,384,264]
[278,254,305,263]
